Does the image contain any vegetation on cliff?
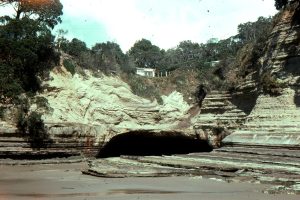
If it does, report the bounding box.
[0,0,62,102]
[1,0,296,104]
[0,0,63,148]
[1,0,298,146]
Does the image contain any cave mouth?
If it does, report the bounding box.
[97,131,213,158]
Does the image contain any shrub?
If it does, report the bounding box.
[17,110,28,135]
[16,97,30,134]
[35,96,52,112]
[0,64,24,102]
[27,112,51,150]
[17,98,52,150]
[0,107,5,119]
[63,59,76,75]
[126,75,163,104]
[260,72,286,96]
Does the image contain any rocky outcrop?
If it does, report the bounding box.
[224,88,300,148]
[192,91,247,148]
[260,1,300,85]
[84,146,300,194]
[223,1,300,149]
[0,65,200,157]
[41,68,194,142]
[0,121,82,159]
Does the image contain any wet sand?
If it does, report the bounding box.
[0,163,298,200]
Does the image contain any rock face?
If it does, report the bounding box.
[0,67,199,157]
[1,0,299,164]
[192,91,247,148]
[260,1,300,85]
[224,1,300,148]
[224,88,300,147]
[84,147,300,194]
[32,68,197,156]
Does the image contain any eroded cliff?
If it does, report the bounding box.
[224,1,300,148]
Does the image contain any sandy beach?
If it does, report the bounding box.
[0,162,298,200]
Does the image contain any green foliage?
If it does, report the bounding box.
[260,72,286,96]
[0,0,63,29]
[16,97,30,134]
[91,41,126,73]
[275,0,288,10]
[121,56,136,74]
[196,66,229,91]
[126,74,163,104]
[62,38,88,57]
[0,106,4,119]
[165,40,204,69]
[237,16,273,44]
[63,59,76,75]
[60,39,129,75]
[16,97,51,150]
[128,39,163,69]
[0,64,24,100]
[0,15,60,102]
[34,96,52,112]
[27,111,51,150]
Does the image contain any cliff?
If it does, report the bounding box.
[41,67,193,139]
[0,63,200,158]
[1,1,300,160]
[223,1,300,148]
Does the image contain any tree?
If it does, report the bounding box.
[176,40,204,68]
[0,0,62,102]
[237,16,273,44]
[275,0,288,10]
[91,41,126,73]
[55,28,68,49]
[64,38,88,57]
[0,0,14,7]
[0,0,63,29]
[0,17,59,95]
[127,39,163,69]
[216,37,242,60]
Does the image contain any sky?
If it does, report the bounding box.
[1,0,277,51]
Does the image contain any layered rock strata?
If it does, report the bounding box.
[192,91,247,148]
[224,1,300,149]
[84,147,300,194]
[41,69,196,151]
[224,88,300,148]
[260,1,300,84]
[0,68,199,158]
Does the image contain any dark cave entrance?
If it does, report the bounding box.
[97,131,212,158]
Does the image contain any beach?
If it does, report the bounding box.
[0,162,298,200]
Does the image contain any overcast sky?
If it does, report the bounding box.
[1,0,277,51]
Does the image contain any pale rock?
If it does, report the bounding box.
[223,88,300,147]
[38,69,194,148]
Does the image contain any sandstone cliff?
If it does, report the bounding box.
[223,1,300,148]
[1,1,300,158]
[33,66,197,155]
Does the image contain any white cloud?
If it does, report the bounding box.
[69,0,276,51]
[1,0,277,51]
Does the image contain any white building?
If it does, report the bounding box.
[136,68,156,77]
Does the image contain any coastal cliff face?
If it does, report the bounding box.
[82,6,300,190]
[260,1,300,86]
[187,1,300,149]
[35,67,197,155]
[1,1,300,157]
[224,1,300,148]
